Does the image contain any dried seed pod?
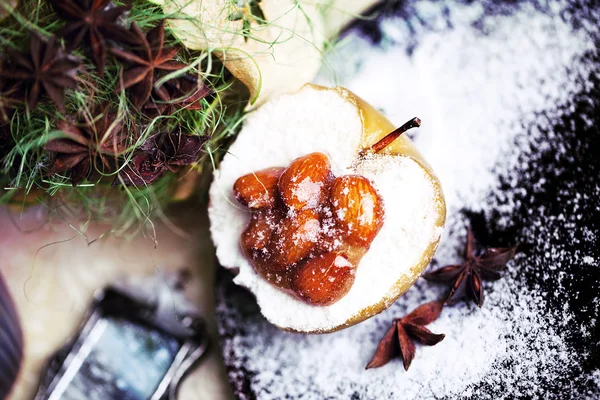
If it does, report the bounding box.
[292,252,356,306]
[278,152,332,210]
[330,175,384,246]
[234,167,286,209]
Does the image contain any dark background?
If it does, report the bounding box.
[216,1,600,398]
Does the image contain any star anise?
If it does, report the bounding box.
[45,105,127,185]
[49,0,131,75]
[110,21,188,109]
[0,59,22,123]
[366,301,445,371]
[143,73,212,116]
[114,130,208,186]
[0,34,80,113]
[0,81,21,124]
[423,228,518,307]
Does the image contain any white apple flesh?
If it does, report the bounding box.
[208,84,446,333]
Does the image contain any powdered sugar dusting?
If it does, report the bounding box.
[354,155,444,305]
[219,273,577,399]
[217,1,599,398]
[290,177,322,210]
[209,85,443,332]
[321,2,594,218]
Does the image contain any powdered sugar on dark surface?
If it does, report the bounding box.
[216,1,600,398]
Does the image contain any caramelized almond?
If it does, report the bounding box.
[278,152,332,210]
[251,253,292,284]
[234,167,285,209]
[241,209,281,254]
[291,252,356,306]
[330,175,384,246]
[270,209,321,266]
[241,209,290,275]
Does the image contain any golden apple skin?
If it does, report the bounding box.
[322,86,446,332]
[211,84,446,334]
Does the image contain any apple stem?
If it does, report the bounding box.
[364,117,422,154]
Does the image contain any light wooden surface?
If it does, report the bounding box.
[0,203,234,400]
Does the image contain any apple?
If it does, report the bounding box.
[208,84,446,333]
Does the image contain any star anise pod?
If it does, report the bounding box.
[114,130,208,186]
[143,73,212,116]
[45,105,127,185]
[111,21,188,109]
[423,228,518,307]
[0,59,22,123]
[366,301,445,371]
[0,81,21,123]
[0,34,80,113]
[49,0,131,75]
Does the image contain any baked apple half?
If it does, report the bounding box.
[208,84,446,333]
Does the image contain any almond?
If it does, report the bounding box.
[241,209,292,276]
[241,209,281,254]
[251,254,294,288]
[278,152,332,210]
[234,167,286,209]
[291,252,356,306]
[314,215,345,254]
[330,175,385,246]
[269,209,321,266]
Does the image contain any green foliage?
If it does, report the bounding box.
[0,0,247,238]
[227,0,267,43]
